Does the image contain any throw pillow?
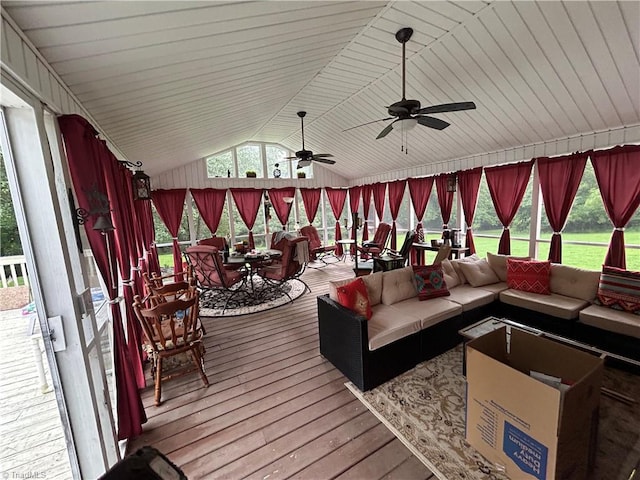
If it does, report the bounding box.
[413,264,450,301]
[336,277,373,320]
[450,254,482,284]
[441,259,461,289]
[594,266,640,315]
[486,252,531,282]
[506,258,552,295]
[457,258,500,287]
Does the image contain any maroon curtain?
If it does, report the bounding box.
[190,188,227,235]
[59,114,146,440]
[591,145,640,269]
[349,186,362,254]
[101,146,146,390]
[151,189,186,276]
[538,153,587,263]
[361,184,373,243]
[269,187,296,229]
[387,180,406,250]
[408,176,434,264]
[372,182,386,221]
[485,161,534,254]
[138,199,160,276]
[230,188,263,249]
[457,168,483,255]
[325,188,347,256]
[300,188,321,224]
[435,174,455,228]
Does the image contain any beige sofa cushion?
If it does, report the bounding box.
[450,254,481,284]
[386,296,462,330]
[486,252,530,282]
[441,260,461,289]
[447,285,495,311]
[550,264,600,302]
[367,304,422,350]
[328,271,385,307]
[579,305,640,339]
[457,259,500,287]
[500,289,589,320]
[476,281,509,299]
[381,266,417,305]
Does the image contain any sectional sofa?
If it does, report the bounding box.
[317,254,639,391]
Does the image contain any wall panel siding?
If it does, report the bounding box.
[351,124,640,185]
[1,13,127,159]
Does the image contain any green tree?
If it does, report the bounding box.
[0,150,22,256]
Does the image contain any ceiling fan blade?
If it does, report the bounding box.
[343,117,393,132]
[313,157,336,165]
[416,102,476,115]
[417,116,450,130]
[285,156,299,159]
[376,123,395,139]
[297,159,311,168]
[312,153,333,158]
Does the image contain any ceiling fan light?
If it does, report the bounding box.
[398,118,418,130]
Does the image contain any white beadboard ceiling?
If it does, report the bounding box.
[3,1,639,180]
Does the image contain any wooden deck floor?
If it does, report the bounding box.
[128,261,435,480]
[0,308,72,480]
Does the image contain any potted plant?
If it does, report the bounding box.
[297,171,306,178]
[246,170,257,178]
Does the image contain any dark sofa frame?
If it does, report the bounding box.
[318,295,640,391]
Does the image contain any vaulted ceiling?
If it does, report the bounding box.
[4,1,639,180]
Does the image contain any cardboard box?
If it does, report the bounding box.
[465,327,603,480]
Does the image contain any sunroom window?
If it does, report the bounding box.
[206,150,233,178]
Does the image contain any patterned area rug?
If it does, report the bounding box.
[346,345,640,480]
[198,278,306,317]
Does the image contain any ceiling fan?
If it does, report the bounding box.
[346,27,476,139]
[286,111,335,169]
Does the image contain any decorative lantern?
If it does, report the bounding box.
[132,170,151,200]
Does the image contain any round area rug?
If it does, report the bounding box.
[198,278,307,317]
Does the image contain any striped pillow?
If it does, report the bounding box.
[594,266,640,315]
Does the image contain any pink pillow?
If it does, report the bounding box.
[507,258,551,295]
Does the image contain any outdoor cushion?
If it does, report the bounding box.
[500,289,589,320]
[507,258,551,295]
[475,281,509,299]
[367,304,421,351]
[549,263,600,301]
[486,252,530,282]
[336,278,372,320]
[328,271,383,307]
[381,266,417,305]
[384,296,462,330]
[457,258,500,287]
[446,285,495,312]
[413,264,450,300]
[441,260,461,289]
[450,254,482,284]
[594,266,640,314]
[579,304,640,339]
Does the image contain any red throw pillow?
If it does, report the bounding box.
[594,265,640,315]
[336,278,373,320]
[413,264,450,301]
[507,258,551,295]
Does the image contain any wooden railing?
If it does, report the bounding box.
[0,255,29,288]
